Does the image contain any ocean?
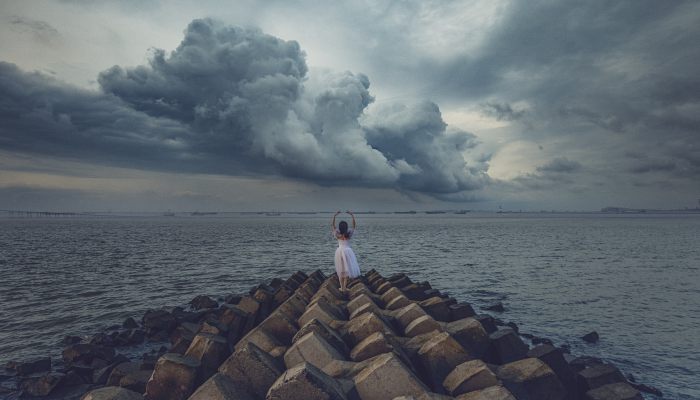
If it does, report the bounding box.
[1,213,698,399]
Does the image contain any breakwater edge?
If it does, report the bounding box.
[2,267,662,399]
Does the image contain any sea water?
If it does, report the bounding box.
[1,213,698,399]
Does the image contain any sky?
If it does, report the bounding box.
[1,0,699,212]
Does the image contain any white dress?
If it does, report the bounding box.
[333,229,361,278]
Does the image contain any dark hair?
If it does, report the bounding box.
[338,221,350,238]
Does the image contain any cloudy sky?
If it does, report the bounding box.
[1,0,699,211]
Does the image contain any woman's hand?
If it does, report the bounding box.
[346,210,353,215]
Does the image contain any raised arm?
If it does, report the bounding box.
[347,210,356,229]
[332,210,341,230]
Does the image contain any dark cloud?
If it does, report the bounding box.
[0,18,487,196]
[480,102,525,121]
[536,157,581,173]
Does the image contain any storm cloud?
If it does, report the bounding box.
[0,18,487,196]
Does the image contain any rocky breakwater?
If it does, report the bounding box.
[1,269,650,400]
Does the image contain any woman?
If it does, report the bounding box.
[332,210,361,292]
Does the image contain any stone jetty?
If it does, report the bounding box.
[1,269,652,400]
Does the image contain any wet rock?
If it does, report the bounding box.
[388,273,412,289]
[142,309,177,338]
[350,332,394,362]
[107,362,140,386]
[185,332,230,383]
[577,364,626,392]
[5,357,51,375]
[416,331,472,392]
[569,356,604,372]
[449,303,476,321]
[585,382,643,400]
[285,331,346,370]
[483,328,528,365]
[62,335,83,346]
[294,318,350,356]
[419,297,454,322]
[475,315,498,334]
[119,369,153,393]
[404,315,443,337]
[442,359,498,396]
[266,362,347,400]
[219,342,284,399]
[527,344,576,393]
[630,381,663,397]
[190,295,219,310]
[93,355,131,385]
[445,318,489,359]
[82,386,144,400]
[353,352,429,400]
[401,283,432,301]
[497,358,566,400]
[531,336,553,346]
[454,385,516,400]
[344,311,395,346]
[123,317,139,329]
[188,374,254,400]
[145,353,200,400]
[19,372,64,396]
[582,331,600,343]
[63,344,116,365]
[484,302,505,313]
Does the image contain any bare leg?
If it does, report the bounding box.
[341,276,347,292]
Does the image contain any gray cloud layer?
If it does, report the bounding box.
[0,19,486,196]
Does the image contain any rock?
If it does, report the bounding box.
[585,382,643,400]
[475,315,498,334]
[353,352,429,400]
[386,295,413,311]
[93,356,131,385]
[82,386,144,400]
[442,359,498,396]
[568,356,604,372]
[419,297,454,322]
[449,303,476,321]
[299,300,345,327]
[145,353,200,400]
[185,333,230,383]
[257,311,299,344]
[445,318,489,359]
[294,318,350,356]
[119,369,152,393]
[416,331,472,392]
[454,385,516,400]
[350,332,394,362]
[582,331,600,343]
[381,287,405,305]
[497,358,566,400]
[527,344,576,392]
[388,274,412,289]
[404,315,442,338]
[630,382,663,397]
[235,327,286,357]
[349,302,384,321]
[200,319,229,336]
[483,328,528,365]
[123,317,139,329]
[577,364,626,392]
[401,283,432,301]
[142,309,178,338]
[105,361,141,386]
[343,312,394,346]
[6,357,51,375]
[19,372,64,396]
[375,281,393,295]
[188,372,254,400]
[190,295,219,310]
[63,344,116,365]
[393,303,429,332]
[285,331,346,370]
[237,296,263,325]
[266,362,347,400]
[347,294,379,316]
[484,302,505,313]
[219,342,284,399]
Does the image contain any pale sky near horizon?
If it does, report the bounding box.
[1,0,699,212]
